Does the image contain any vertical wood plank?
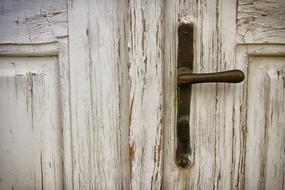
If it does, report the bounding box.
[68,0,129,188]
[88,0,129,189]
[232,45,248,190]
[161,0,181,188]
[163,0,239,189]
[58,38,73,190]
[68,0,92,188]
[128,0,164,189]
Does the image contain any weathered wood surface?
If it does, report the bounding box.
[246,56,285,190]
[163,0,241,189]
[164,0,285,189]
[0,0,284,189]
[237,0,285,44]
[235,45,285,190]
[128,0,164,189]
[0,0,67,44]
[68,0,129,189]
[0,39,71,190]
[0,56,62,190]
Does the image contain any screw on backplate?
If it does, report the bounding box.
[176,151,193,168]
[183,29,189,35]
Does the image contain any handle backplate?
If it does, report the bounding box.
[175,22,245,169]
[176,22,194,168]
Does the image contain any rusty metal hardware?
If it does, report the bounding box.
[178,69,245,84]
[176,22,245,169]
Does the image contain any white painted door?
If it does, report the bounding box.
[1,0,285,189]
[0,1,70,189]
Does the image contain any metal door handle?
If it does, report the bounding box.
[178,69,244,84]
[176,22,245,168]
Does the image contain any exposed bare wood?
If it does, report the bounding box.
[0,0,284,189]
[127,0,164,188]
[237,0,285,44]
[0,0,67,44]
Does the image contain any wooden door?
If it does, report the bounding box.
[1,0,284,189]
[0,0,70,189]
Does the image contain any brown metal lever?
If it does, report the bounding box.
[178,69,245,85]
[175,21,245,169]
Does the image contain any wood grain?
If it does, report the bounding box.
[0,0,284,189]
[0,56,63,190]
[0,0,67,44]
[163,0,240,189]
[128,0,164,189]
[68,0,129,189]
[237,0,285,44]
[245,56,285,190]
[0,39,71,189]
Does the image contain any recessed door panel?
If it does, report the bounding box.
[246,56,285,190]
[0,56,62,190]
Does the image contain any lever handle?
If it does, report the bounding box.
[175,22,245,169]
[178,69,245,84]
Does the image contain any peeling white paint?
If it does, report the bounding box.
[0,0,284,189]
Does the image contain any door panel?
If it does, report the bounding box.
[246,57,285,190]
[0,57,62,189]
